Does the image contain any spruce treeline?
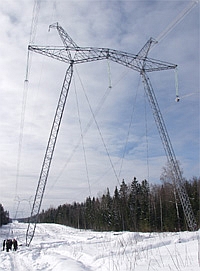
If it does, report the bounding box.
[0,203,9,227]
[38,177,199,232]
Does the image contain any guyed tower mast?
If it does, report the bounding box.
[26,23,197,246]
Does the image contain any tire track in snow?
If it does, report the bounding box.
[13,253,33,271]
[1,250,33,271]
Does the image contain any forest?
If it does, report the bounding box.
[38,176,200,232]
[0,204,9,227]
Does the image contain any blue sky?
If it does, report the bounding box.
[0,0,199,218]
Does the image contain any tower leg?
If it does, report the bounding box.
[26,63,73,246]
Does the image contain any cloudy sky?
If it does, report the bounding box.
[0,0,199,218]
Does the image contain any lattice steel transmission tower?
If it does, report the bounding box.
[26,23,197,246]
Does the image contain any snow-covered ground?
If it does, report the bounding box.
[0,221,199,271]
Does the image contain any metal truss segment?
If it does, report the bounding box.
[26,63,73,246]
[141,71,197,231]
[28,45,177,73]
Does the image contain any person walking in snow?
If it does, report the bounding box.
[2,240,6,251]
[13,239,18,251]
[6,239,12,252]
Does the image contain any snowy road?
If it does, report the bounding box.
[0,221,199,270]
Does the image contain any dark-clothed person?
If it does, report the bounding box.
[2,240,6,251]
[6,239,12,252]
[13,239,18,251]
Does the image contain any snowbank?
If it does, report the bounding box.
[0,221,199,270]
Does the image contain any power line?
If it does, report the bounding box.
[118,76,140,179]
[14,80,29,197]
[73,76,92,197]
[144,92,150,182]
[13,0,43,220]
[75,67,121,186]
[29,0,41,44]
[14,1,57,218]
[45,68,131,197]
[153,1,198,47]
[13,0,41,214]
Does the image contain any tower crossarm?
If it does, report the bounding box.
[28,45,177,73]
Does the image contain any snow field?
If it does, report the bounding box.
[0,221,199,270]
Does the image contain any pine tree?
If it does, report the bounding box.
[0,204,9,226]
[113,186,121,231]
[119,180,129,230]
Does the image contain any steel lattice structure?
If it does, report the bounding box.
[26,63,73,246]
[26,23,196,246]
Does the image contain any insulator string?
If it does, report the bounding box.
[175,68,180,102]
